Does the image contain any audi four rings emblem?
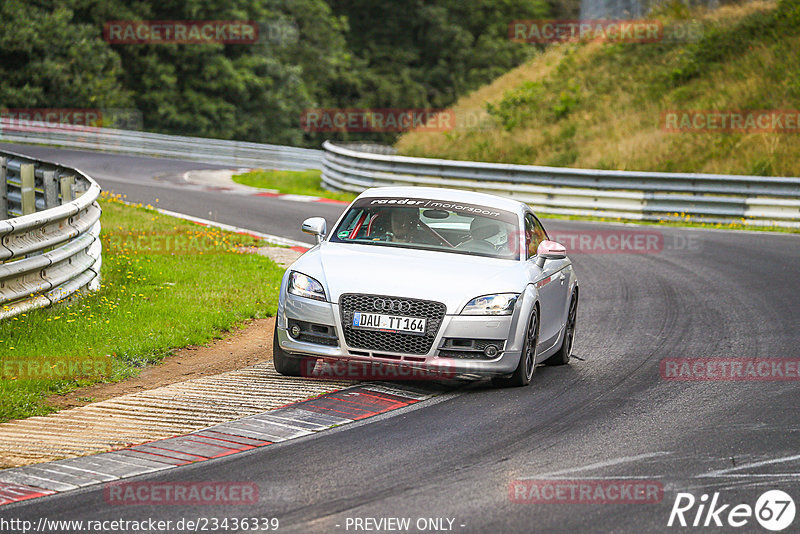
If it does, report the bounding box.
[373,299,412,312]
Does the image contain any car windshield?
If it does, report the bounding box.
[330,197,521,260]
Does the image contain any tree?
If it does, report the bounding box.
[0,2,131,112]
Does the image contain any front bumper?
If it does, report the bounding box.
[277,293,522,377]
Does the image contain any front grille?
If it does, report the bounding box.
[438,338,505,359]
[340,293,446,354]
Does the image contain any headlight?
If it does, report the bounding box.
[287,271,326,301]
[461,293,519,315]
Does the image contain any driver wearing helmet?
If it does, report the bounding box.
[387,207,438,245]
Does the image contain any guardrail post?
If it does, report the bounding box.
[20,163,35,215]
[0,157,7,219]
[43,170,59,209]
[60,174,75,204]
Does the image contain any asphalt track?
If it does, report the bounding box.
[2,144,800,533]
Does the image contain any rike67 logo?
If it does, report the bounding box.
[668,490,795,531]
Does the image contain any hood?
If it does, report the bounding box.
[289,242,528,313]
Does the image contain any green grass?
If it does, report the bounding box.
[232,169,356,202]
[0,193,286,422]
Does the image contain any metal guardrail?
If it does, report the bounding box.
[0,118,323,171]
[321,141,800,227]
[0,150,102,320]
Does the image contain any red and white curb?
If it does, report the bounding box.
[249,191,349,205]
[0,383,437,507]
[181,169,350,207]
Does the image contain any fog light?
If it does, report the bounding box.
[484,345,499,358]
[290,324,301,338]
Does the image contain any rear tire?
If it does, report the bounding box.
[273,325,303,376]
[544,290,578,366]
[492,305,538,388]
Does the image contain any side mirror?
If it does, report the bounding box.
[535,240,566,267]
[301,217,327,244]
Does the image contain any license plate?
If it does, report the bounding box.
[352,312,426,335]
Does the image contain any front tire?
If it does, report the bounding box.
[544,290,578,366]
[492,305,538,388]
[273,325,303,376]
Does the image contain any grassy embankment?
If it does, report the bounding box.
[0,193,285,422]
[398,1,798,174]
[394,0,799,231]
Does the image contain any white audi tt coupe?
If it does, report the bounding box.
[274,186,578,387]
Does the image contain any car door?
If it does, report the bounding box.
[524,213,570,352]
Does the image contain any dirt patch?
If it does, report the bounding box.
[47,317,276,409]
